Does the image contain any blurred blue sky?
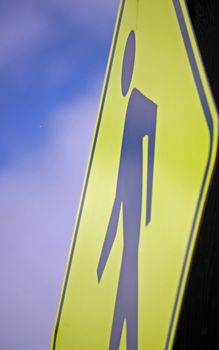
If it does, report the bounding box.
[0,0,118,168]
[0,0,119,349]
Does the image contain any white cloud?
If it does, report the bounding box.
[0,3,51,65]
[0,87,101,349]
[52,0,119,32]
[0,0,119,66]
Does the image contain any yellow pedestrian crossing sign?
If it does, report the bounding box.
[51,0,218,349]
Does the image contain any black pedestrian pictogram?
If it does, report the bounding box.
[97,31,157,350]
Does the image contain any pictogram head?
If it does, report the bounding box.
[121,30,136,96]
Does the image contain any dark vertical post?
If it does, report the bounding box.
[174,1,219,349]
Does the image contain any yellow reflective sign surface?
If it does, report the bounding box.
[51,0,218,349]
